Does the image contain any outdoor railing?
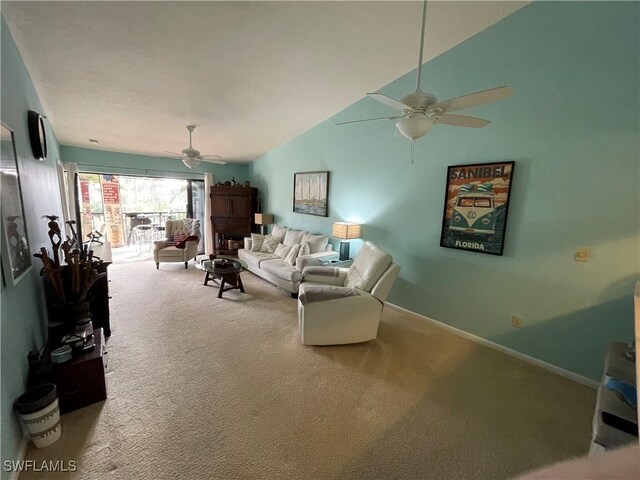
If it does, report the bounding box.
[87,211,187,246]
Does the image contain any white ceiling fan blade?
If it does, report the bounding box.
[433,86,513,113]
[367,93,414,112]
[437,114,491,128]
[199,158,227,165]
[336,116,403,126]
[181,157,201,169]
[165,150,184,157]
[198,154,223,160]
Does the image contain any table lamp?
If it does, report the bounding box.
[332,222,361,261]
[255,213,274,235]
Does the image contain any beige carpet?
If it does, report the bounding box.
[110,245,153,264]
[22,261,596,480]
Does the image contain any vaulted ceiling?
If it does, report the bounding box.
[3,1,527,163]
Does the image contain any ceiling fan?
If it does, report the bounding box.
[165,125,226,169]
[337,1,513,155]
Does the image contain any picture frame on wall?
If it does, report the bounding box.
[1,122,32,286]
[293,171,329,217]
[440,161,515,256]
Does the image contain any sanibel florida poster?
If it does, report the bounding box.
[440,161,515,256]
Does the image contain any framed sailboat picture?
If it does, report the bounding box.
[293,171,329,217]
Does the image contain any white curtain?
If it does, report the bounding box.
[56,160,70,227]
[64,162,80,237]
[204,173,214,255]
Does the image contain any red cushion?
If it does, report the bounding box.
[176,235,198,249]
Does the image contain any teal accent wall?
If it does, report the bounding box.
[1,16,64,475]
[251,2,640,380]
[60,146,251,182]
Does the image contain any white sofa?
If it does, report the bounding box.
[298,241,400,345]
[238,227,336,297]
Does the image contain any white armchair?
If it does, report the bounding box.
[153,219,200,269]
[297,241,400,345]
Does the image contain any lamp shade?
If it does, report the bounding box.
[332,222,361,240]
[254,213,274,225]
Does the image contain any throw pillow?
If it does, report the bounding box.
[191,220,201,237]
[274,243,292,259]
[260,235,279,254]
[271,224,288,243]
[302,232,329,254]
[283,229,304,247]
[284,244,301,266]
[166,234,186,247]
[251,233,265,252]
[299,242,311,256]
[182,218,194,234]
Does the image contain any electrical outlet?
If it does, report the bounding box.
[511,314,524,328]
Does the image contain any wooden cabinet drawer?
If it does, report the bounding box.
[212,218,250,230]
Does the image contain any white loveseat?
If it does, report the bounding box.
[238,226,336,297]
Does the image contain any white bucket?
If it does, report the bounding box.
[15,384,62,448]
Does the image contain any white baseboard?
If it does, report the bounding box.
[385,302,599,389]
[8,436,29,480]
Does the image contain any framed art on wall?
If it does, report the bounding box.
[1,122,32,285]
[440,161,515,256]
[293,171,329,217]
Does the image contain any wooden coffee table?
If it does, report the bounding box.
[198,256,247,298]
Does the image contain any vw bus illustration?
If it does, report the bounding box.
[450,182,496,236]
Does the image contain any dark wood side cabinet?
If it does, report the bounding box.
[30,328,107,414]
[90,242,112,336]
[210,186,258,255]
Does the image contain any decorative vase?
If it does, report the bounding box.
[49,301,91,331]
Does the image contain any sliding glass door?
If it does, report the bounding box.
[77,173,205,254]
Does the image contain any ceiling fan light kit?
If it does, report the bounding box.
[395,114,434,141]
[338,0,513,155]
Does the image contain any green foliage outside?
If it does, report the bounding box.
[81,174,188,215]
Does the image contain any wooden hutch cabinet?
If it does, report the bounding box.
[210,186,258,255]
